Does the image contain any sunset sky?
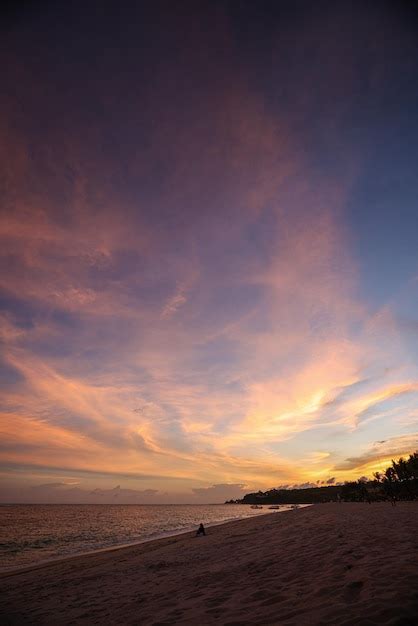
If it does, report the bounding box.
[1,1,418,503]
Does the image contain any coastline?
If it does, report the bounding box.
[0,507,279,578]
[1,503,418,625]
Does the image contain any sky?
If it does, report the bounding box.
[1,0,418,503]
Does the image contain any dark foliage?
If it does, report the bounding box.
[226,451,418,504]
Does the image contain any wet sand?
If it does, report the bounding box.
[1,502,418,625]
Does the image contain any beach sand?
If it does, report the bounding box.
[1,502,417,625]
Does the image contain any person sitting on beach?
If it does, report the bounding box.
[196,523,206,536]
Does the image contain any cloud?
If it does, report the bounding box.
[0,482,160,504]
[0,481,251,504]
[161,287,188,320]
[1,1,418,500]
[291,482,318,490]
[160,271,198,320]
[347,383,418,429]
[335,434,418,472]
[191,483,249,502]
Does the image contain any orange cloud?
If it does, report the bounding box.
[334,434,418,477]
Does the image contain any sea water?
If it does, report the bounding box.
[0,504,282,571]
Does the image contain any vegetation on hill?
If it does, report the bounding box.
[225,451,418,504]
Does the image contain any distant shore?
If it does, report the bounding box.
[1,503,418,625]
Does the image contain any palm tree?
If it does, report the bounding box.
[406,452,418,498]
[393,457,414,498]
[383,466,397,501]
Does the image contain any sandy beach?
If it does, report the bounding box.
[1,502,417,625]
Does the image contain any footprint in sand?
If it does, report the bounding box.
[344,580,364,602]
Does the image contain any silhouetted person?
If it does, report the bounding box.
[196,523,206,536]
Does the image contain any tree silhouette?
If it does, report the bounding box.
[236,451,418,504]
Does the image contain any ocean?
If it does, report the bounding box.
[0,504,283,572]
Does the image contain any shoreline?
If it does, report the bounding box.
[2,502,417,625]
[0,506,287,579]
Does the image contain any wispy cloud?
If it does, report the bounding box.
[1,1,418,500]
[335,434,418,472]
